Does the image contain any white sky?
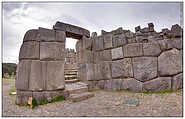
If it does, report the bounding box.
[2,2,183,63]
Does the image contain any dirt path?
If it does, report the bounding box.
[2,79,183,117]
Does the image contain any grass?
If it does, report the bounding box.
[27,95,66,109]
[2,78,15,85]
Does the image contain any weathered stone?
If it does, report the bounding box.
[38,27,56,41]
[124,43,143,57]
[97,80,105,89]
[32,92,45,102]
[172,73,183,90]
[135,26,141,32]
[133,57,157,82]
[86,63,94,81]
[82,36,92,50]
[104,80,112,91]
[44,90,69,102]
[140,27,149,33]
[55,30,66,43]
[103,33,113,49]
[111,58,133,78]
[93,51,103,63]
[16,60,31,90]
[143,42,161,56]
[127,37,137,44]
[148,23,154,32]
[19,41,40,60]
[102,49,112,61]
[111,79,123,91]
[143,77,171,92]
[111,47,123,60]
[29,60,45,91]
[94,36,104,51]
[112,34,127,47]
[121,78,143,92]
[82,49,93,63]
[40,42,65,61]
[23,29,39,42]
[91,32,97,38]
[166,38,182,50]
[158,49,182,76]
[16,90,33,105]
[94,62,111,80]
[44,61,65,90]
[111,27,123,35]
[171,24,183,37]
[136,35,148,43]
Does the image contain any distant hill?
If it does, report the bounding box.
[2,63,17,78]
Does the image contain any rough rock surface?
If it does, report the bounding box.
[111,47,123,60]
[121,78,143,92]
[172,73,183,90]
[103,33,113,49]
[158,48,182,76]
[143,42,161,56]
[124,43,143,57]
[143,77,171,92]
[133,57,157,82]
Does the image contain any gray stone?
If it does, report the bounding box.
[140,27,149,33]
[94,36,104,51]
[111,58,133,78]
[143,77,171,92]
[55,30,66,43]
[172,73,183,90]
[103,33,113,49]
[94,62,111,80]
[32,92,45,102]
[19,41,40,60]
[133,57,157,82]
[97,80,105,89]
[166,38,182,50]
[93,51,103,63]
[29,60,45,91]
[148,23,154,32]
[40,42,65,61]
[111,47,123,60]
[136,35,148,43]
[124,43,143,57]
[104,80,112,91]
[171,24,183,37]
[38,27,56,42]
[23,29,39,42]
[44,90,69,102]
[82,49,93,63]
[158,49,182,76]
[111,79,123,91]
[120,78,143,92]
[111,27,123,35]
[127,38,137,44]
[86,63,95,81]
[143,42,161,56]
[44,61,65,90]
[91,32,97,38]
[135,26,141,32]
[16,90,33,105]
[16,60,31,90]
[112,34,127,47]
[102,49,112,61]
[82,36,92,50]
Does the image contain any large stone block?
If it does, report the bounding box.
[171,24,183,37]
[111,79,123,91]
[29,60,45,91]
[172,73,183,90]
[103,33,113,49]
[16,60,31,90]
[86,63,95,81]
[19,41,40,60]
[94,36,104,51]
[133,57,157,82]
[44,61,65,90]
[16,90,33,105]
[102,49,112,61]
[143,42,161,56]
[38,27,56,42]
[124,43,143,57]
[104,80,113,91]
[44,90,69,102]
[55,30,66,43]
[120,78,143,92]
[158,38,182,51]
[112,33,127,47]
[94,62,111,80]
[111,58,133,78]
[82,49,93,63]
[158,49,182,76]
[23,29,39,42]
[82,36,92,50]
[143,77,171,92]
[40,42,65,61]
[111,47,123,60]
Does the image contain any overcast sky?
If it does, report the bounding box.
[2,2,183,63]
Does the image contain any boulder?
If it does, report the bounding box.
[120,78,143,92]
[143,42,161,56]
[111,47,123,60]
[133,57,157,82]
[19,41,40,60]
[123,43,143,57]
[16,60,31,90]
[171,24,183,37]
[143,77,171,92]
[40,42,65,61]
[172,73,183,90]
[158,48,182,76]
[111,58,133,78]
[104,33,113,49]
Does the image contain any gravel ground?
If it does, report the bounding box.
[2,79,183,117]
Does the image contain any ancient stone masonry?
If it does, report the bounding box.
[81,23,183,92]
[16,21,183,104]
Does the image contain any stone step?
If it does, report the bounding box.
[65,79,79,84]
[65,82,88,94]
[69,92,94,102]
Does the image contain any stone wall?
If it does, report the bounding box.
[80,23,183,92]
[16,27,68,105]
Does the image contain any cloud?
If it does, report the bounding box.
[2,2,182,63]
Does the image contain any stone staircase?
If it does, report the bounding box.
[65,82,94,102]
